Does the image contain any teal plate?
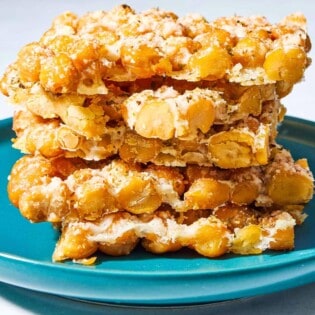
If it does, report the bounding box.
[0,117,314,306]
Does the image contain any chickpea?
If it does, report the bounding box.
[209,127,269,168]
[40,53,79,93]
[135,100,175,140]
[52,11,78,29]
[147,164,185,196]
[99,231,139,256]
[119,132,162,163]
[116,176,162,214]
[61,104,107,139]
[53,224,98,261]
[184,178,230,209]
[261,211,295,250]
[121,44,161,78]
[231,182,259,205]
[275,81,293,98]
[76,183,117,220]
[17,43,42,83]
[187,46,232,79]
[268,228,294,250]
[25,127,62,158]
[8,156,52,207]
[232,225,263,254]
[45,35,74,54]
[142,238,182,254]
[267,170,314,205]
[57,127,81,150]
[195,28,234,49]
[238,86,262,116]
[69,38,99,71]
[232,37,267,67]
[191,219,230,257]
[263,47,307,83]
[186,98,215,134]
[209,130,254,168]
[19,181,69,223]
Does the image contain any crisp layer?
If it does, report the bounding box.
[12,92,283,166]
[9,83,278,139]
[52,207,297,262]
[0,6,311,96]
[12,110,272,167]
[8,149,313,224]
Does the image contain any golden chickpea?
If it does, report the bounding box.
[186,98,215,134]
[52,11,78,29]
[96,31,120,62]
[142,238,182,254]
[184,178,230,209]
[191,219,230,257]
[232,225,263,255]
[57,127,81,150]
[99,231,139,256]
[152,57,173,76]
[26,128,62,158]
[296,158,309,169]
[19,181,69,223]
[197,28,234,49]
[261,211,295,250]
[8,156,52,207]
[209,130,254,168]
[185,165,218,184]
[116,176,162,214]
[69,38,99,71]
[119,132,162,163]
[53,224,98,261]
[268,228,294,250]
[121,44,161,78]
[76,183,117,220]
[147,164,185,196]
[231,182,259,205]
[212,28,235,47]
[135,100,175,140]
[232,37,267,67]
[263,47,307,83]
[17,43,42,83]
[249,29,271,41]
[45,35,74,54]
[275,81,293,98]
[39,53,79,93]
[187,46,232,79]
[238,86,262,116]
[267,170,314,205]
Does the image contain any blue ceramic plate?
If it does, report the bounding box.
[0,117,314,306]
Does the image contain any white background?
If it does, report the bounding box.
[0,1,314,314]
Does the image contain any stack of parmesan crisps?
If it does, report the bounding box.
[1,5,314,263]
